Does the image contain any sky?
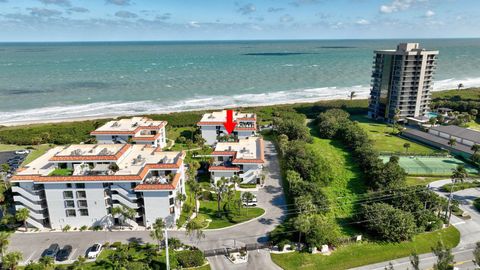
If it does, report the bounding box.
[0,0,479,41]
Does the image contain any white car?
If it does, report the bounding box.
[242,197,258,207]
[15,150,29,155]
[87,243,102,259]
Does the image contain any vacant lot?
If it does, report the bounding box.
[351,115,439,155]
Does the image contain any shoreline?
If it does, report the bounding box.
[0,87,476,127]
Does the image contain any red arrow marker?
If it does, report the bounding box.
[223,109,237,134]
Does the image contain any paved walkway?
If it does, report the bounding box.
[352,179,480,270]
[8,140,286,267]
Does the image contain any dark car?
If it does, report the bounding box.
[43,243,60,258]
[56,245,72,261]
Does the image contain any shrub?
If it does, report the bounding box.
[62,225,71,232]
[176,249,204,268]
[111,241,122,249]
[168,237,183,250]
[277,239,290,251]
[79,225,88,231]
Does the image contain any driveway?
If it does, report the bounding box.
[8,140,286,266]
[352,179,480,270]
[207,249,282,270]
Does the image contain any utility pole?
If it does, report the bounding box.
[445,179,457,225]
[165,228,170,270]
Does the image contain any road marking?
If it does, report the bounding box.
[24,250,37,263]
[70,248,78,260]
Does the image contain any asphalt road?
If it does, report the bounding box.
[0,150,16,165]
[352,180,480,270]
[208,249,282,270]
[8,140,286,267]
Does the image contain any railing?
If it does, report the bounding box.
[112,193,139,209]
[26,217,45,229]
[239,170,257,184]
[110,184,138,199]
[12,186,43,202]
[14,196,45,211]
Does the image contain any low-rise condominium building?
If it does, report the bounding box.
[197,110,257,145]
[10,144,186,230]
[209,137,264,184]
[91,117,167,148]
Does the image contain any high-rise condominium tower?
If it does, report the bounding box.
[368,43,438,123]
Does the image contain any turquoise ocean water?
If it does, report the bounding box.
[1,39,480,124]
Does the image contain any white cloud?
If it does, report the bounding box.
[380,0,425,13]
[424,10,435,17]
[188,21,200,28]
[356,19,370,25]
[236,3,256,15]
[279,14,294,23]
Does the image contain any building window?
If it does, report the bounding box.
[75,183,85,189]
[170,207,175,214]
[169,197,174,205]
[77,200,88,208]
[65,209,76,217]
[79,209,89,216]
[76,191,86,198]
[63,191,73,199]
[64,200,74,208]
[66,183,72,188]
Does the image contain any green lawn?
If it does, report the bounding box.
[0,144,26,152]
[271,226,460,270]
[178,184,195,227]
[307,131,366,236]
[198,191,265,229]
[23,144,54,165]
[351,115,439,155]
[467,121,480,131]
[432,88,480,101]
[406,176,447,187]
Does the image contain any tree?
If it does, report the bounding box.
[15,208,29,232]
[185,218,205,244]
[360,203,417,242]
[111,206,136,229]
[473,242,480,268]
[0,231,10,259]
[212,178,230,216]
[72,256,87,270]
[295,195,316,214]
[122,207,136,228]
[472,144,480,154]
[457,83,464,91]
[176,192,186,207]
[429,117,438,127]
[392,109,401,133]
[187,179,201,214]
[447,138,456,149]
[317,109,350,139]
[446,165,468,223]
[410,252,420,270]
[403,143,411,153]
[3,251,22,270]
[373,156,406,190]
[293,214,311,244]
[349,91,356,101]
[432,241,454,270]
[150,218,165,251]
[241,191,255,215]
[305,214,341,247]
[39,256,54,269]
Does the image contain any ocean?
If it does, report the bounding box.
[1,39,480,125]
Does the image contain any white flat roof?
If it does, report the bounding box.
[213,137,264,162]
[199,110,256,123]
[93,117,166,133]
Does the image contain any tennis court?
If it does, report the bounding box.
[380,155,479,175]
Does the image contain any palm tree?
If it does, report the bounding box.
[457,83,464,91]
[150,218,165,252]
[0,231,10,259]
[122,207,136,229]
[212,178,229,217]
[15,208,29,232]
[447,138,456,154]
[293,214,311,245]
[187,180,201,214]
[185,218,205,244]
[241,192,255,215]
[39,256,55,269]
[403,143,411,153]
[176,192,186,208]
[111,206,124,228]
[446,165,468,224]
[348,91,356,101]
[472,144,480,154]
[392,109,401,133]
[2,251,22,270]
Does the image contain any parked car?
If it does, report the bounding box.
[15,150,29,155]
[43,243,60,258]
[242,197,258,207]
[56,245,72,261]
[87,243,102,259]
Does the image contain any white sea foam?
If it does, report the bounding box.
[1,78,479,125]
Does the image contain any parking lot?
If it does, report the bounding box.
[0,150,28,177]
[9,231,110,264]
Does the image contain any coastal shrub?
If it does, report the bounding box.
[273,111,311,142]
[441,181,480,192]
[146,111,204,127]
[316,109,350,138]
[176,249,204,268]
[360,203,417,242]
[0,120,106,145]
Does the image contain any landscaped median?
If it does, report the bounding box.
[271,226,460,270]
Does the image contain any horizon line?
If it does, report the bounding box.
[1,37,480,43]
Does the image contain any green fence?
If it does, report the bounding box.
[380,155,480,175]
